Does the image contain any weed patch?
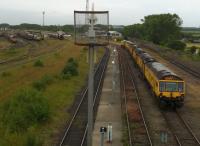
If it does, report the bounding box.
[1,71,11,77]
[32,75,54,91]
[2,88,50,133]
[33,60,44,67]
[62,57,79,79]
[24,131,43,146]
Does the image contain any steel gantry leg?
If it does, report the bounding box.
[87,45,94,146]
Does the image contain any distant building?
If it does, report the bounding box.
[193,39,200,43]
[195,48,199,55]
[0,27,9,31]
[108,31,122,38]
[112,25,124,29]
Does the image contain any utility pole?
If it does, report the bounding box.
[87,3,96,146]
[74,7,109,146]
[42,11,45,27]
[85,0,89,24]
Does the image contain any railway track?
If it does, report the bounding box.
[118,46,152,146]
[162,109,200,146]
[167,60,200,79]
[125,41,200,145]
[59,48,110,146]
[138,43,200,79]
[0,44,62,66]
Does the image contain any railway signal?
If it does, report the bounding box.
[74,5,109,146]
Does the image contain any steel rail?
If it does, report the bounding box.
[59,48,109,146]
[80,49,110,146]
[119,48,133,146]
[125,52,153,146]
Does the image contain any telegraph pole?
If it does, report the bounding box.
[87,3,96,146]
[42,11,45,27]
[85,0,89,24]
[74,7,109,146]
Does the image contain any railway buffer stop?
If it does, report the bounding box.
[74,8,109,146]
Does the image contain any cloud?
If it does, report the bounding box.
[0,0,200,27]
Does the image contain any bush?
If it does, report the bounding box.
[1,71,11,77]
[34,60,44,67]
[190,46,198,54]
[32,75,53,91]
[167,40,186,50]
[67,57,78,67]
[62,58,79,79]
[62,73,71,80]
[54,52,60,58]
[24,132,43,146]
[2,88,50,133]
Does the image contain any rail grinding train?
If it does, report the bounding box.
[122,40,185,108]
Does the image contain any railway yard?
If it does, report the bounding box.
[0,30,200,146]
[1,0,200,145]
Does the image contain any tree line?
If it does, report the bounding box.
[123,13,186,50]
[0,23,74,34]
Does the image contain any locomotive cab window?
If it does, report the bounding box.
[159,82,165,92]
[166,82,178,92]
[160,81,183,92]
[178,82,184,92]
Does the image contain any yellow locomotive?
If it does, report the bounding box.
[122,40,185,108]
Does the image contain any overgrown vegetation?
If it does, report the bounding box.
[1,71,11,77]
[34,60,44,67]
[2,88,50,133]
[32,75,54,91]
[0,40,100,145]
[167,40,186,50]
[25,132,43,146]
[61,57,79,79]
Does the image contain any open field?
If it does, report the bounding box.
[187,43,200,48]
[0,39,67,62]
[0,39,104,146]
[182,30,200,37]
[0,38,12,50]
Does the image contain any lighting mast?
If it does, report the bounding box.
[42,11,45,26]
[85,0,89,24]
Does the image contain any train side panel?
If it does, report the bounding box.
[144,64,159,94]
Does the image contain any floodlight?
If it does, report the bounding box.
[74,11,109,46]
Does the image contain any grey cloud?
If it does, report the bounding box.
[0,0,200,27]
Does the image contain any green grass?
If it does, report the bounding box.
[0,39,68,62]
[0,40,104,146]
[33,60,44,67]
[0,39,12,49]
[1,88,50,133]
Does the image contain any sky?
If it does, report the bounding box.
[0,0,200,27]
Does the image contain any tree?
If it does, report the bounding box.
[123,23,144,39]
[142,14,182,44]
[167,40,186,50]
[123,13,183,45]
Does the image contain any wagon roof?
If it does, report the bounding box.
[135,48,145,54]
[139,53,156,63]
[147,62,183,80]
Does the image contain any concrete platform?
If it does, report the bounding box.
[92,47,123,146]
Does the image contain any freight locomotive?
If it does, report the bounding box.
[122,40,185,108]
